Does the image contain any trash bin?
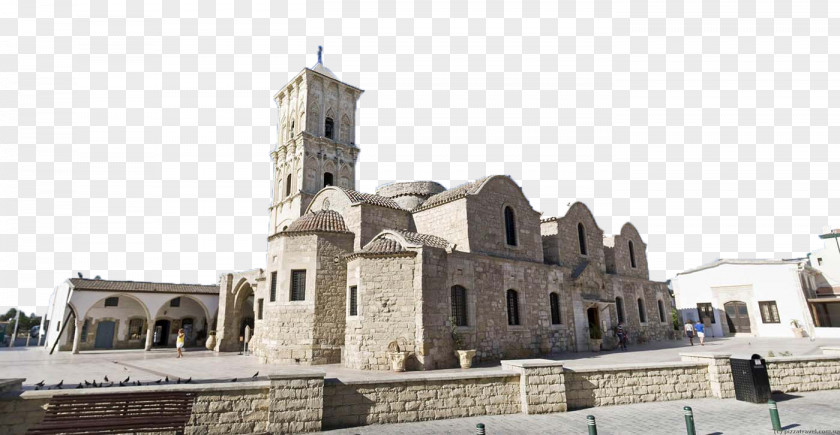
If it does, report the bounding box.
[730,353,771,403]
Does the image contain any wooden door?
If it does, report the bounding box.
[724,301,751,333]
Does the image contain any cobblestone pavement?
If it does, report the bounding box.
[321,390,840,435]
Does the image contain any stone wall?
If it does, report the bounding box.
[464,176,544,263]
[766,355,840,393]
[189,385,270,434]
[564,362,711,409]
[412,199,471,252]
[312,233,355,364]
[358,204,414,249]
[344,254,420,371]
[322,373,521,429]
[540,202,606,272]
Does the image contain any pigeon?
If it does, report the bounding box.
[92,380,98,388]
[56,380,64,389]
[165,376,169,383]
[230,378,238,383]
[77,272,83,278]
[155,379,162,384]
[184,377,191,384]
[135,380,140,386]
[176,378,181,384]
[252,372,259,378]
[84,380,91,386]
[104,376,109,382]
[76,383,83,389]
[119,381,125,387]
[34,380,45,387]
[123,376,130,383]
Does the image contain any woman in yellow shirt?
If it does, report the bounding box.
[176,329,185,358]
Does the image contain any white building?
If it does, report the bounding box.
[807,229,840,328]
[44,278,219,353]
[671,259,824,338]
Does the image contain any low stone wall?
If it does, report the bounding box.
[767,355,840,393]
[564,361,711,409]
[322,372,521,429]
[3,352,840,434]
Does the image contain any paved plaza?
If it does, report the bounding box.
[321,389,840,435]
[0,336,838,388]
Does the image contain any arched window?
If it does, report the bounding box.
[615,296,625,323]
[450,285,468,327]
[507,289,520,326]
[285,174,292,197]
[325,117,334,139]
[549,292,561,325]
[657,300,666,322]
[629,240,637,268]
[637,298,646,323]
[323,172,334,187]
[504,206,517,246]
[290,120,295,139]
[578,223,587,255]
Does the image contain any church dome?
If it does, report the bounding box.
[375,181,447,210]
[285,210,349,234]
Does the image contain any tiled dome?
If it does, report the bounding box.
[285,210,349,234]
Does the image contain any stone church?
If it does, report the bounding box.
[213,55,673,371]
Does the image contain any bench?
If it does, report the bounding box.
[27,391,196,434]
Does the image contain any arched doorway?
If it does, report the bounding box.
[154,296,209,348]
[236,285,255,340]
[586,306,600,332]
[724,301,751,334]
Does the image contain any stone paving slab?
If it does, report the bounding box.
[320,390,840,435]
[1,336,839,389]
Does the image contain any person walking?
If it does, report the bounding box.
[176,329,185,358]
[616,324,628,351]
[684,321,695,346]
[694,320,706,346]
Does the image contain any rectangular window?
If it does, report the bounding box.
[290,270,306,301]
[257,299,264,320]
[759,301,780,323]
[696,303,716,324]
[80,319,89,342]
[270,271,278,302]
[451,286,468,326]
[170,297,180,307]
[104,297,119,307]
[128,319,144,340]
[349,286,358,316]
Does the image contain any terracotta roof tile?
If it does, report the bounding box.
[361,238,406,254]
[340,188,405,210]
[414,176,493,211]
[391,230,450,249]
[69,278,219,295]
[285,210,350,234]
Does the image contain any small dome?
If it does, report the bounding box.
[376,181,447,198]
[285,210,349,234]
[311,63,337,79]
[361,238,406,254]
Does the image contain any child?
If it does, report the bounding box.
[176,328,185,358]
[616,324,628,351]
[684,321,695,346]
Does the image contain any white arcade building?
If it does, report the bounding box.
[44,278,219,353]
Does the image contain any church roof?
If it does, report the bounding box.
[361,238,406,254]
[391,230,451,250]
[413,176,494,212]
[340,188,405,210]
[311,62,337,79]
[285,210,351,234]
[69,278,219,295]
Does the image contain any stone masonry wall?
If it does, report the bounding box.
[564,362,711,409]
[766,355,840,393]
[540,202,606,272]
[465,176,544,263]
[412,199,470,252]
[343,254,420,371]
[312,233,355,364]
[358,204,414,249]
[609,277,674,344]
[322,374,521,429]
[188,386,270,434]
[266,374,324,433]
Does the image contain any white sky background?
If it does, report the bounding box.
[2,0,840,314]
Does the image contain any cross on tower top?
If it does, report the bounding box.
[317,45,323,64]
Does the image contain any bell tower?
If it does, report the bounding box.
[269,47,364,235]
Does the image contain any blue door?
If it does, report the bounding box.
[94,321,115,349]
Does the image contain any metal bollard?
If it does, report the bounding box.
[476,423,485,435]
[768,400,782,431]
[587,415,597,435]
[683,406,696,435]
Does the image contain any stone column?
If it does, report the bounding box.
[680,352,733,398]
[71,318,84,354]
[144,320,154,351]
[266,372,325,433]
[501,359,567,414]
